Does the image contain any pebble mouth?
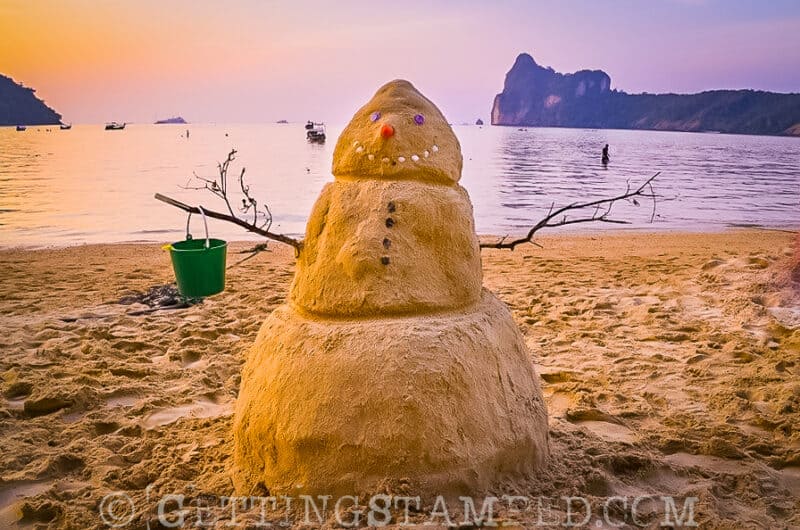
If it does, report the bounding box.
[352,140,439,165]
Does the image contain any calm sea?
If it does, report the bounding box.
[0,124,797,248]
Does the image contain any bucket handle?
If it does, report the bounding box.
[185,206,211,249]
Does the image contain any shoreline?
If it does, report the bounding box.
[2,225,797,252]
[1,229,799,527]
[6,122,800,138]
[490,122,800,139]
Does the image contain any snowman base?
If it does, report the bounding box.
[232,290,549,498]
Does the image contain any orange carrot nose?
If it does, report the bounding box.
[380,124,394,138]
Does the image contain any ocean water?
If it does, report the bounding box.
[0,123,797,248]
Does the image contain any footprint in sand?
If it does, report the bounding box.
[573,420,635,444]
[142,396,232,430]
[747,256,771,269]
[4,381,33,401]
[702,258,726,270]
[0,481,54,527]
[180,350,205,369]
[781,467,800,497]
[57,391,143,425]
[768,307,800,329]
[110,339,152,353]
[537,366,579,384]
[544,391,577,418]
[565,409,635,444]
[104,392,140,408]
[0,479,94,527]
[93,421,121,435]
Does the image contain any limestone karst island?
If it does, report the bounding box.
[1,2,800,529]
[0,74,61,125]
[492,53,800,136]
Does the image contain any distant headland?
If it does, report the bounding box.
[492,53,800,136]
[155,116,187,124]
[0,74,62,126]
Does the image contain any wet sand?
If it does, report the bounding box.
[0,230,798,528]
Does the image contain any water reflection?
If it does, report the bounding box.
[0,123,798,248]
[459,126,799,234]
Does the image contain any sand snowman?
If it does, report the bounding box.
[233,80,549,497]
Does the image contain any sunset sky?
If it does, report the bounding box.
[2,0,799,124]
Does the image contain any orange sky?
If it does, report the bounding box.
[1,1,273,121]
[2,1,799,124]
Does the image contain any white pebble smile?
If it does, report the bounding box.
[356,143,440,165]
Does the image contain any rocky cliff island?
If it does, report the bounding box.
[0,74,62,126]
[492,53,800,136]
[154,116,187,124]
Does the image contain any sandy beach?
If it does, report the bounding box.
[1,229,798,528]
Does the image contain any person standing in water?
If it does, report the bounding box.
[602,144,610,165]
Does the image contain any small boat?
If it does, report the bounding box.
[305,120,316,130]
[276,119,288,124]
[15,125,26,131]
[60,124,72,130]
[105,122,126,130]
[306,123,326,143]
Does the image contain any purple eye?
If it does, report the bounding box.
[370,111,381,122]
[414,114,425,125]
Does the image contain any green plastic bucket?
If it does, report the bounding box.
[165,207,227,298]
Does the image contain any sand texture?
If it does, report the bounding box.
[1,230,799,528]
[233,290,548,497]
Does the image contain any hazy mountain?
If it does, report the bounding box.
[155,116,187,124]
[492,53,800,136]
[0,74,62,126]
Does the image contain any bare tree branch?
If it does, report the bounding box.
[161,150,658,256]
[157,149,302,251]
[180,150,239,217]
[154,194,302,251]
[480,172,660,250]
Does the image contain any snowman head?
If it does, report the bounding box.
[332,80,462,184]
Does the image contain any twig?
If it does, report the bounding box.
[160,149,302,252]
[154,193,302,251]
[238,243,271,254]
[180,150,238,218]
[229,243,271,268]
[480,172,660,250]
[230,249,268,268]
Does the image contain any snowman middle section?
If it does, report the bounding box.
[291,177,483,317]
